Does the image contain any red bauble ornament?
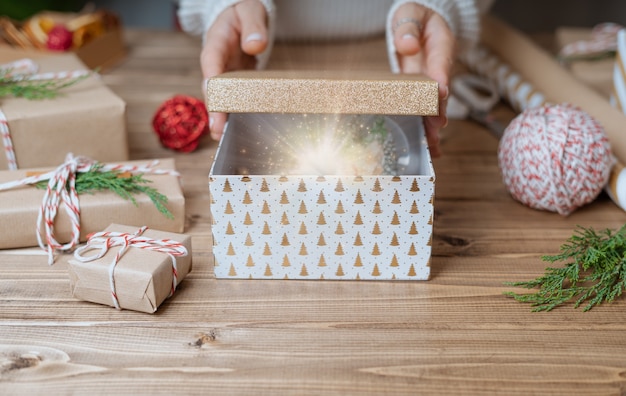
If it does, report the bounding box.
[152,95,208,153]
[46,25,73,51]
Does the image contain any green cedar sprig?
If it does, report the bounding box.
[36,164,173,219]
[0,68,91,100]
[504,225,626,312]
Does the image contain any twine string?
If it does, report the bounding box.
[73,226,188,310]
[559,23,624,61]
[0,153,179,264]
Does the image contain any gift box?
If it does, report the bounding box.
[555,27,614,99]
[0,46,127,170]
[68,223,192,313]
[208,70,438,280]
[0,158,185,250]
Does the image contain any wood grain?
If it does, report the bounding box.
[2,29,626,395]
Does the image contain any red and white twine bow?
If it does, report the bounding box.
[0,153,179,264]
[559,23,624,61]
[0,58,91,170]
[73,226,188,310]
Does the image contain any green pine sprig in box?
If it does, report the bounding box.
[505,225,626,312]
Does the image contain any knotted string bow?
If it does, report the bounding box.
[73,226,188,310]
[559,23,624,62]
[0,153,179,264]
[0,58,91,170]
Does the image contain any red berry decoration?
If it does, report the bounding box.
[152,95,209,153]
[46,25,73,51]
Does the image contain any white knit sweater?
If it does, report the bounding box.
[177,0,494,71]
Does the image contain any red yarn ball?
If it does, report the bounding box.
[46,25,73,51]
[152,95,208,153]
[498,103,613,216]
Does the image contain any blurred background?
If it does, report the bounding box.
[2,0,626,32]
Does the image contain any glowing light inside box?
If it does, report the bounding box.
[216,113,417,177]
[209,112,434,280]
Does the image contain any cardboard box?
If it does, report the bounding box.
[0,47,128,170]
[0,158,185,250]
[68,224,192,313]
[208,70,437,280]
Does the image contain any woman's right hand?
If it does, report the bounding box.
[202,0,268,140]
[391,3,455,158]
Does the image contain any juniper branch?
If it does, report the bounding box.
[0,69,90,100]
[36,164,173,219]
[504,225,626,312]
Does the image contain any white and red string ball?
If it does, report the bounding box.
[498,103,613,216]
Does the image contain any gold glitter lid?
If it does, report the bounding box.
[206,70,439,116]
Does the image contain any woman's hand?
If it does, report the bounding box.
[202,0,268,140]
[392,3,455,157]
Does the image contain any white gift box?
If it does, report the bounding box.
[207,71,437,280]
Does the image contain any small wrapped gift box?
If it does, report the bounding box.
[0,157,185,252]
[68,224,192,313]
[0,47,127,170]
[208,70,438,280]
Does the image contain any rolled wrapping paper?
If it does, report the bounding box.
[466,15,626,211]
[607,29,626,209]
[610,29,626,114]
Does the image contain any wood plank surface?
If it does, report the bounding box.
[2,29,626,395]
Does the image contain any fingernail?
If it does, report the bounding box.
[209,116,214,130]
[401,33,417,40]
[441,86,449,100]
[245,33,264,43]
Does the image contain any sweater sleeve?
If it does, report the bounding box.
[386,0,491,73]
[177,0,276,69]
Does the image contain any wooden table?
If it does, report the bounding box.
[2,29,626,395]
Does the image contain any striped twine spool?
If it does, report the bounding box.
[498,103,612,215]
[0,154,179,264]
[0,58,91,170]
[461,45,613,215]
[73,226,188,310]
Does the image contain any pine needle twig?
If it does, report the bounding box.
[504,225,626,312]
[0,68,91,100]
[36,164,173,219]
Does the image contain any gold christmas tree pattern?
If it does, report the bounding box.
[210,174,434,280]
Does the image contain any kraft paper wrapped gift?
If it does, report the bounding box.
[68,224,192,313]
[207,70,438,281]
[555,27,614,98]
[0,47,127,170]
[0,158,184,250]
